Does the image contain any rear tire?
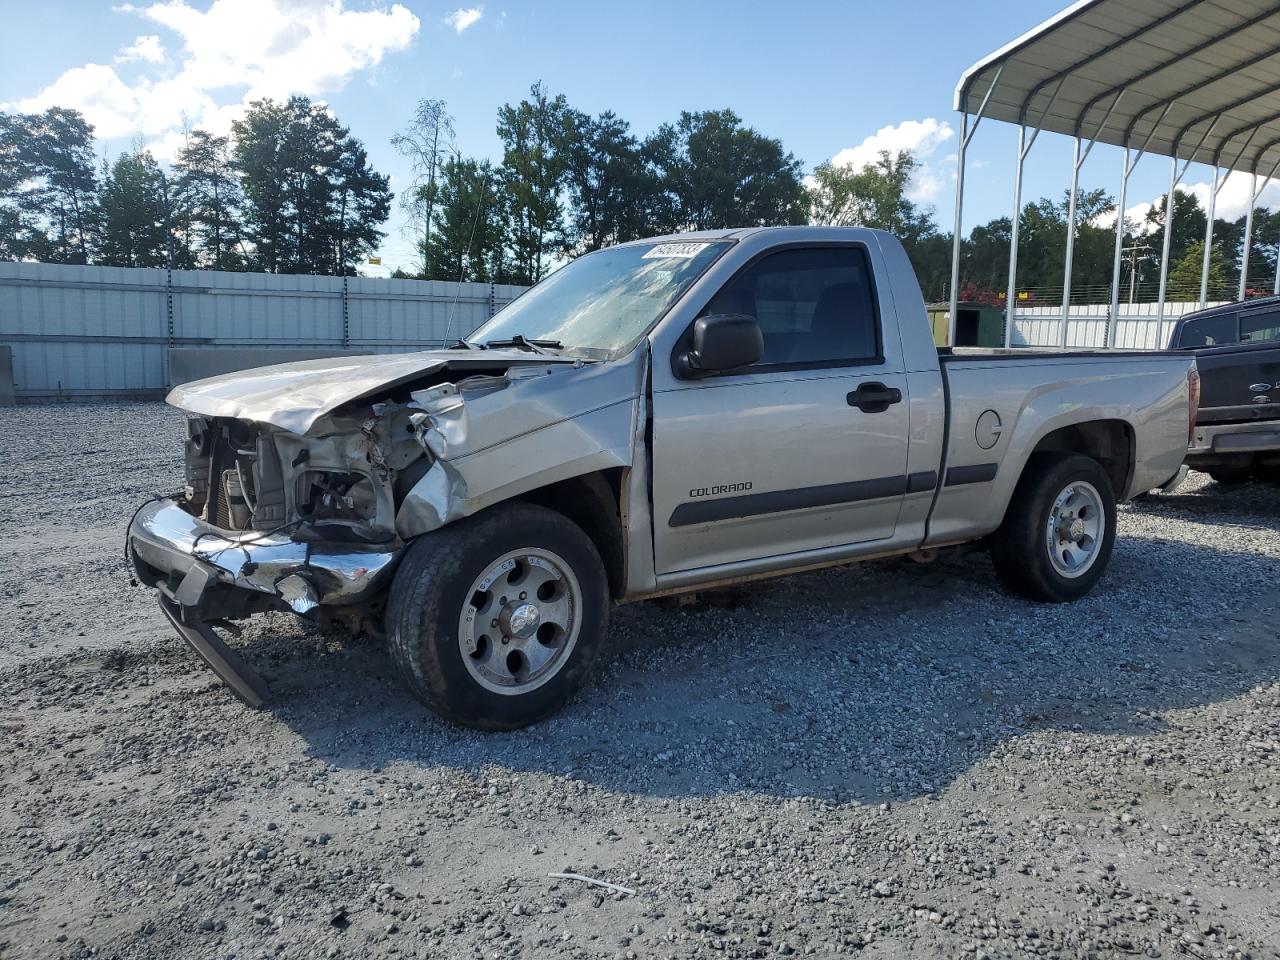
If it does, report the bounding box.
[989,453,1117,603]
[385,502,609,730]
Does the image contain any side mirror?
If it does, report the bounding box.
[677,314,763,378]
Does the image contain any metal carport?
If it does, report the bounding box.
[951,0,1280,347]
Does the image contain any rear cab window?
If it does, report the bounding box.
[1178,312,1238,348]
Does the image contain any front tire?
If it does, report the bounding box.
[385,502,609,730]
[989,453,1117,603]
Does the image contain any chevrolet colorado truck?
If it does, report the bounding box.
[1170,297,1280,484]
[127,226,1197,729]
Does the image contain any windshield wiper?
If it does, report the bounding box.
[483,335,563,354]
[448,338,483,350]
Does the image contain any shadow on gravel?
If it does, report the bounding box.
[260,479,1280,806]
[1128,484,1280,521]
[225,478,1274,803]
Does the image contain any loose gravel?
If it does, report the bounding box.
[1,401,1278,960]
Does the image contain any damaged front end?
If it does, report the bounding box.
[126,348,636,707]
[128,403,419,705]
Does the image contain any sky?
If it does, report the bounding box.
[3,0,1276,277]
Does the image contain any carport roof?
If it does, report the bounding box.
[955,0,1280,173]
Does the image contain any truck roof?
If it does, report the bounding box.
[626,225,896,245]
[1177,295,1280,324]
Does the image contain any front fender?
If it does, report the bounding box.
[394,349,647,540]
[395,400,637,538]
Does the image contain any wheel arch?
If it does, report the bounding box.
[509,468,627,600]
[1021,418,1135,502]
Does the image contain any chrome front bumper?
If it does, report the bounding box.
[128,498,403,611]
[128,499,405,708]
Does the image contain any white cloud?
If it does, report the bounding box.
[1180,172,1280,223]
[11,0,420,154]
[116,34,166,64]
[1102,172,1280,234]
[824,118,956,205]
[443,7,482,33]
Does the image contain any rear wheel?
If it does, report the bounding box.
[385,502,609,730]
[990,453,1117,603]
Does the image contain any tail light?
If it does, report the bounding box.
[1186,366,1200,445]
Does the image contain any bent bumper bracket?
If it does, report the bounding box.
[158,595,270,709]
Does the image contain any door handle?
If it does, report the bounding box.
[847,382,902,413]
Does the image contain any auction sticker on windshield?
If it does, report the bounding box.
[642,242,711,259]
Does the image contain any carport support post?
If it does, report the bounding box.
[948,63,1002,347]
[1003,126,1027,348]
[1238,159,1279,302]
[1274,219,1280,295]
[1156,155,1178,329]
[1240,173,1257,302]
[947,112,970,347]
[1060,136,1083,348]
[1106,147,1132,349]
[1200,167,1219,307]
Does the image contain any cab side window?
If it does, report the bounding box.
[701,246,880,367]
[1241,310,1280,344]
[1178,312,1238,348]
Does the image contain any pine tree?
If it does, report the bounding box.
[234,97,390,274]
[98,150,170,267]
[425,156,501,282]
[174,130,243,270]
[1,107,99,263]
[497,82,572,284]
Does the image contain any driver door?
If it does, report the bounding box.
[649,243,910,575]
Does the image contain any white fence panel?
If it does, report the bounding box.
[0,262,528,399]
[1010,300,1221,349]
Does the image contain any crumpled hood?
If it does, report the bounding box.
[166,349,578,435]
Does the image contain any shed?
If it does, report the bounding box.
[926,302,1007,347]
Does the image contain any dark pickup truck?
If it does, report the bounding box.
[1172,298,1280,483]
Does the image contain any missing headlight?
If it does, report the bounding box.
[297,471,377,523]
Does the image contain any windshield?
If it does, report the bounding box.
[468,240,731,357]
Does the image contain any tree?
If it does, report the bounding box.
[647,109,805,232]
[806,147,951,298]
[329,134,392,275]
[907,232,953,303]
[807,149,932,242]
[0,112,40,260]
[961,187,1115,304]
[1168,240,1228,301]
[97,149,170,267]
[233,99,292,272]
[960,216,1011,299]
[234,96,390,274]
[424,156,503,282]
[1060,187,1116,300]
[497,82,572,284]
[173,130,243,270]
[562,109,659,254]
[1243,206,1280,292]
[1144,189,1206,281]
[0,107,99,263]
[391,98,455,276]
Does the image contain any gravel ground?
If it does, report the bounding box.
[1,401,1278,960]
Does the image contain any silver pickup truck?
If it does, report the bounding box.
[127,226,1197,729]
